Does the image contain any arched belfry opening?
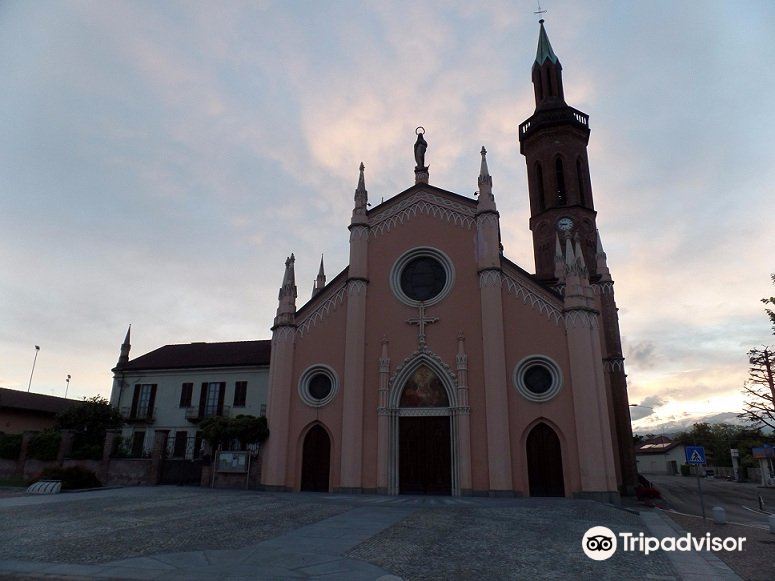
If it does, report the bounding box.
[386,355,460,496]
[526,422,565,497]
[300,424,330,492]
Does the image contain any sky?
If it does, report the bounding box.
[1,1,773,432]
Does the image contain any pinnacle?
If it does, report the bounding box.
[535,19,559,65]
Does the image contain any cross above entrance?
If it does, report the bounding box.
[407,302,439,348]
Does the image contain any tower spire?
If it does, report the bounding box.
[535,20,558,65]
[476,146,497,213]
[554,232,565,280]
[352,162,368,223]
[312,254,327,298]
[274,254,297,328]
[531,19,565,110]
[116,324,131,369]
[596,229,612,282]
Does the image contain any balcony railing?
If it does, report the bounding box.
[120,406,156,424]
[519,106,589,141]
[185,405,231,423]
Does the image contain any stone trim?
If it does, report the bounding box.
[370,191,475,237]
[603,357,625,373]
[500,272,564,325]
[298,364,339,408]
[563,309,599,329]
[296,283,347,336]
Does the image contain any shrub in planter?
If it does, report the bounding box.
[0,434,22,460]
[27,430,61,461]
[37,466,102,490]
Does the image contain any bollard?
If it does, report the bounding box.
[712,506,726,525]
[769,514,775,535]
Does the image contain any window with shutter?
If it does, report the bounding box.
[234,381,247,407]
[180,383,193,407]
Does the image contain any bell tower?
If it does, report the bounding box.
[519,19,597,282]
[519,20,639,493]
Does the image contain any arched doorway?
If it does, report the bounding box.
[398,365,451,495]
[300,425,330,492]
[526,422,565,497]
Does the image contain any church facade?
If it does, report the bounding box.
[260,22,636,501]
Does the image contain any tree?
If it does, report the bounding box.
[762,273,775,334]
[55,396,124,458]
[740,274,775,429]
[741,347,775,430]
[199,415,269,450]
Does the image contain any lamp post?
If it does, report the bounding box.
[27,345,40,392]
[65,374,71,399]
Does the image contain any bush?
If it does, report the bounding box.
[635,486,662,500]
[680,463,691,477]
[69,433,103,460]
[0,434,22,460]
[37,466,102,490]
[27,430,61,461]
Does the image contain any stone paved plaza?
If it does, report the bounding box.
[0,487,739,579]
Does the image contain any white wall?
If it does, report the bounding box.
[111,366,269,453]
[636,446,686,475]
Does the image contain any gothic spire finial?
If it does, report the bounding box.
[564,236,575,268]
[535,19,558,65]
[123,324,131,346]
[353,162,368,219]
[312,253,327,298]
[478,146,491,186]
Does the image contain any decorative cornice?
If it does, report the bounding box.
[563,308,599,329]
[501,272,564,325]
[390,346,458,390]
[347,279,368,295]
[296,283,347,336]
[592,281,615,295]
[370,191,475,237]
[349,224,370,240]
[603,357,625,373]
[272,326,297,341]
[478,269,502,288]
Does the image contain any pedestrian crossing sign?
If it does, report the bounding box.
[685,445,706,465]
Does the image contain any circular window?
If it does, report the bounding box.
[514,356,563,402]
[299,365,338,407]
[400,256,446,301]
[390,247,454,307]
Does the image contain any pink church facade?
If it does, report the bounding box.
[261,22,635,502]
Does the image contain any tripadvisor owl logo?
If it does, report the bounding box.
[582,526,617,561]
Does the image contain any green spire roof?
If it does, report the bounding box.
[535,20,558,65]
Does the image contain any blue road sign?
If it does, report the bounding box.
[685,445,706,465]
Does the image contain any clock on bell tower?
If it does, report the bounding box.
[519,19,599,282]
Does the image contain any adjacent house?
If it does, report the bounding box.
[0,387,79,434]
[109,332,270,459]
[635,437,686,475]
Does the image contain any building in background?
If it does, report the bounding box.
[635,437,686,475]
[0,387,80,434]
[109,329,269,458]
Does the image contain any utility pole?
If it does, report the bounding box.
[27,345,40,392]
[65,374,71,398]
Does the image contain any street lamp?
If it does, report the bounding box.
[65,374,71,399]
[27,345,40,392]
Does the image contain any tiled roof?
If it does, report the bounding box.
[121,340,271,371]
[0,387,81,415]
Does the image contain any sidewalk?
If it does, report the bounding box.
[639,509,741,581]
